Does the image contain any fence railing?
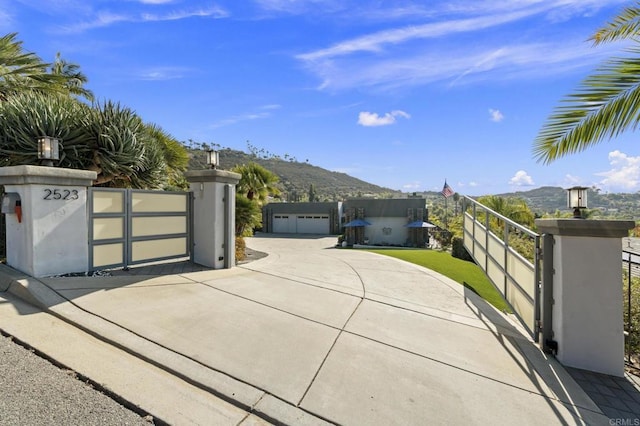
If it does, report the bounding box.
[0,212,4,262]
[623,249,640,365]
[0,185,4,261]
[462,196,542,343]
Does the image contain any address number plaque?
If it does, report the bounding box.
[43,188,80,201]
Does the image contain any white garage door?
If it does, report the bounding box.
[272,215,296,233]
[296,215,330,234]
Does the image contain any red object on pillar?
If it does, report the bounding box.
[15,200,21,223]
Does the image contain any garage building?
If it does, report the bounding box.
[262,202,342,234]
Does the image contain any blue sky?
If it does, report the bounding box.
[3,0,640,195]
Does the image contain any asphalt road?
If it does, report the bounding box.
[0,333,152,426]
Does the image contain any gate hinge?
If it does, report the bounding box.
[544,339,558,356]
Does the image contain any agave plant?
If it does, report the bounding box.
[0,91,174,189]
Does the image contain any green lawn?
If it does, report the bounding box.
[367,249,511,313]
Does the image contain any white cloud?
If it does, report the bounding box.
[260,104,282,110]
[209,104,281,128]
[564,174,582,186]
[489,108,504,122]
[358,110,410,127]
[254,0,343,15]
[257,0,626,21]
[210,112,272,128]
[294,0,623,92]
[509,170,535,186]
[138,0,174,4]
[596,150,640,191]
[299,37,614,92]
[60,5,228,33]
[403,181,421,190]
[297,8,542,63]
[135,66,193,80]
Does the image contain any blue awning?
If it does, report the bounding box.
[404,220,436,228]
[343,219,372,227]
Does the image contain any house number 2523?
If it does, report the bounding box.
[43,189,79,200]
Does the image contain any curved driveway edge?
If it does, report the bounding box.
[1,235,609,425]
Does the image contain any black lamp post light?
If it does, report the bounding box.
[567,186,588,219]
[37,136,60,167]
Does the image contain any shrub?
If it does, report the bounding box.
[451,237,473,262]
[235,236,246,262]
[624,272,640,366]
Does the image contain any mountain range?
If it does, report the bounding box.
[189,148,639,219]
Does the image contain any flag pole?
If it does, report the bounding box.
[444,192,448,229]
[441,179,454,230]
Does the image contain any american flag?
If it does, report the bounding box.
[441,181,455,198]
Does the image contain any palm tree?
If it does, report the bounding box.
[0,33,63,99]
[144,123,190,190]
[534,4,640,163]
[452,192,460,215]
[233,162,281,204]
[478,195,535,228]
[50,52,94,102]
[235,194,262,236]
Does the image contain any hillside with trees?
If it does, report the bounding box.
[187,144,401,201]
[496,186,640,220]
[186,144,640,219]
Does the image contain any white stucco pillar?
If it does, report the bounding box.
[185,169,240,269]
[0,165,97,277]
[536,219,634,377]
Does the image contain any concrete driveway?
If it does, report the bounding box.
[0,235,608,425]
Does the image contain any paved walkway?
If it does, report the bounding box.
[0,234,629,425]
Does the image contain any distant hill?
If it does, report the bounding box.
[495,186,639,219]
[188,148,639,218]
[188,148,401,201]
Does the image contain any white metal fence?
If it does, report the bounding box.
[462,196,543,342]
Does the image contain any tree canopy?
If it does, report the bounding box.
[0,33,81,100]
[534,3,640,163]
[0,32,188,190]
[233,162,281,204]
[0,91,187,189]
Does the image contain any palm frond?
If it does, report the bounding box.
[534,46,640,163]
[591,2,640,45]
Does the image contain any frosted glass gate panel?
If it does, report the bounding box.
[89,189,192,271]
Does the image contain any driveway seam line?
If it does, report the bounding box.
[297,256,368,407]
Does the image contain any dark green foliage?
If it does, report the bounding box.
[624,272,640,365]
[235,194,262,237]
[187,147,400,201]
[451,237,473,262]
[0,91,187,189]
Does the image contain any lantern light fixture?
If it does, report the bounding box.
[37,136,60,167]
[567,186,588,219]
[206,149,219,169]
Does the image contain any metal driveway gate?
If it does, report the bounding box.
[462,196,546,346]
[88,188,192,271]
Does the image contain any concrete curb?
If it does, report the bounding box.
[0,264,334,426]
